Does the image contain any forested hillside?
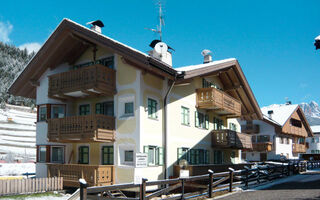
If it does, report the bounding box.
[0,42,35,107]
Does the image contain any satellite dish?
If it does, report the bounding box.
[154,42,168,55]
[201,49,212,56]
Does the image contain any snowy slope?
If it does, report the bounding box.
[0,104,36,162]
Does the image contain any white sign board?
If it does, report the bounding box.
[135,153,148,168]
[179,170,190,178]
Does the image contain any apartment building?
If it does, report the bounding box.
[9,19,262,187]
[240,104,313,161]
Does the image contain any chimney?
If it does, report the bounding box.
[268,110,274,118]
[285,101,292,105]
[201,49,212,64]
[86,20,104,33]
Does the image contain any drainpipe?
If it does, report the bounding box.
[164,76,176,179]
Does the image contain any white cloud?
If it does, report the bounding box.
[0,21,13,43]
[19,42,41,53]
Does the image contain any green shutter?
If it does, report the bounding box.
[144,146,149,154]
[158,147,164,166]
[205,150,209,164]
[195,112,199,127]
[190,149,195,164]
[177,148,182,164]
[205,115,209,129]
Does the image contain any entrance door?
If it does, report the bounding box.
[260,153,267,161]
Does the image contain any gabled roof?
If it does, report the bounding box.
[261,104,313,137]
[176,58,263,120]
[9,18,178,99]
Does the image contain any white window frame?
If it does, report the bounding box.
[119,95,135,118]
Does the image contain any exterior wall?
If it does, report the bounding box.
[307,135,320,154]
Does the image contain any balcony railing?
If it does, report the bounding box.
[252,142,272,152]
[292,143,306,153]
[47,164,114,187]
[196,88,241,117]
[211,129,252,149]
[48,64,116,99]
[241,124,260,134]
[48,114,115,143]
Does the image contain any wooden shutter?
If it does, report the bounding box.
[205,115,209,129]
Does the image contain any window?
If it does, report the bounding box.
[51,105,65,119]
[181,107,190,125]
[195,112,209,129]
[148,98,158,119]
[144,146,164,166]
[38,146,46,162]
[51,146,64,163]
[184,149,209,165]
[39,106,47,121]
[298,137,305,144]
[286,138,290,144]
[316,137,320,143]
[229,123,237,131]
[279,137,284,144]
[257,135,270,143]
[213,118,223,130]
[102,146,113,165]
[96,102,114,116]
[124,150,134,162]
[177,148,190,163]
[79,146,89,164]
[124,102,134,116]
[290,118,302,128]
[214,150,223,164]
[73,56,114,69]
[79,104,90,116]
[312,138,315,143]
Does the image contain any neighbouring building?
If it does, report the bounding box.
[9,19,262,187]
[240,103,313,162]
[306,126,320,154]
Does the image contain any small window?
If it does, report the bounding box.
[38,146,46,162]
[96,102,114,116]
[125,102,134,115]
[39,106,47,121]
[213,117,223,130]
[148,98,158,119]
[51,146,64,163]
[195,112,209,129]
[312,138,315,143]
[51,105,65,119]
[144,146,164,166]
[257,135,270,143]
[102,146,113,165]
[124,150,134,162]
[229,123,237,131]
[79,104,90,116]
[79,146,89,164]
[177,147,190,163]
[181,107,190,125]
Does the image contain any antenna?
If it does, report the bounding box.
[145,0,165,41]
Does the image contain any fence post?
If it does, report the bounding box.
[245,168,249,188]
[266,165,270,181]
[208,170,214,198]
[79,179,88,200]
[257,167,260,184]
[181,178,185,200]
[228,168,234,192]
[140,178,148,200]
[287,163,290,176]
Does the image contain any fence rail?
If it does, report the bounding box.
[77,160,318,200]
[0,177,63,196]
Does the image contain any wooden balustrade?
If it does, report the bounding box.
[241,124,260,134]
[47,164,114,187]
[292,143,306,153]
[48,64,116,99]
[211,129,252,149]
[48,114,115,143]
[252,142,272,152]
[196,88,241,117]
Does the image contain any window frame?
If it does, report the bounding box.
[124,150,134,163]
[195,112,209,129]
[38,146,47,163]
[124,102,134,116]
[181,106,190,126]
[79,146,89,164]
[102,146,114,165]
[148,98,158,119]
[79,104,90,116]
[51,105,66,119]
[51,146,64,163]
[38,106,47,122]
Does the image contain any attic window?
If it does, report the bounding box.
[73,56,114,70]
[290,118,302,128]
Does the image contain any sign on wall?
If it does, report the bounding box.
[135,153,148,168]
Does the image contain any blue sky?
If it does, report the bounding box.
[0,0,320,107]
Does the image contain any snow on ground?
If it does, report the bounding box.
[0,192,71,200]
[0,163,35,176]
[0,104,36,162]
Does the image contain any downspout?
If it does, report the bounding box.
[164,75,176,179]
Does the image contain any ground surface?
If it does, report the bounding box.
[218,171,320,200]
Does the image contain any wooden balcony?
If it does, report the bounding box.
[47,164,114,187]
[48,114,115,143]
[48,64,116,99]
[241,124,260,134]
[211,129,252,149]
[196,88,241,117]
[252,142,272,152]
[292,143,307,153]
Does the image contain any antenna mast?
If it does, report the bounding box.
[146,0,165,41]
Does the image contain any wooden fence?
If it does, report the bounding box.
[76,160,317,200]
[0,177,63,196]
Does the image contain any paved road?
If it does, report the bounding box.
[218,172,320,200]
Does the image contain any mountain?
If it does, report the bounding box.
[300,101,320,126]
[0,41,35,107]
